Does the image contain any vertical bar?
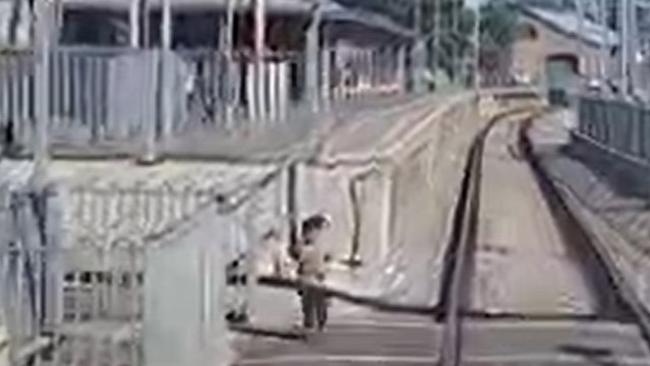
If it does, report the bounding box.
[11,58,20,141]
[622,0,630,95]
[474,3,481,93]
[278,62,288,123]
[129,245,138,366]
[73,56,83,128]
[321,49,331,110]
[62,50,71,122]
[130,0,140,48]
[160,0,173,138]
[576,0,585,77]
[254,0,267,123]
[434,0,440,77]
[0,59,7,125]
[142,50,159,162]
[21,57,31,141]
[224,0,235,129]
[268,62,278,122]
[90,57,100,141]
[16,248,25,341]
[246,63,257,122]
[51,51,60,126]
[33,248,42,336]
[396,45,406,94]
[34,0,52,178]
[306,0,322,112]
[287,163,298,247]
[600,0,608,80]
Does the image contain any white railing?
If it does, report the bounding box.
[0,45,408,157]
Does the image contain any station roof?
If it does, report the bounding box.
[60,0,416,41]
[62,0,315,13]
[517,4,619,48]
[322,1,416,42]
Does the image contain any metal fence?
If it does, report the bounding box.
[0,45,409,157]
[577,96,650,165]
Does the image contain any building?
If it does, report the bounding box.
[511,1,618,93]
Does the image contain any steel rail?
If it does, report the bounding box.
[436,106,545,366]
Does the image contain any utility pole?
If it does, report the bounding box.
[630,0,639,95]
[451,0,459,81]
[224,0,236,128]
[306,0,322,112]
[161,0,172,136]
[254,0,267,122]
[576,0,586,80]
[474,3,480,93]
[129,0,140,47]
[33,0,53,184]
[434,0,441,75]
[600,0,608,80]
[622,0,630,95]
[413,0,425,93]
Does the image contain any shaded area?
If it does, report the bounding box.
[559,138,650,200]
[521,119,635,322]
[519,120,635,321]
[558,344,618,366]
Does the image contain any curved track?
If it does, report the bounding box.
[437,111,650,365]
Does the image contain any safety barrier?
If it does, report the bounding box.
[577,96,650,166]
[0,45,407,158]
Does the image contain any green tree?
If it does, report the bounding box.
[479,0,519,84]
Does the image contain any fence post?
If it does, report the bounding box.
[306,1,322,112]
[321,48,332,111]
[33,0,53,180]
[224,0,235,129]
[396,45,407,95]
[254,0,267,124]
[160,0,173,139]
[278,61,289,123]
[287,163,298,247]
[141,51,160,163]
[268,62,278,123]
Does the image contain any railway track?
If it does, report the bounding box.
[436,110,650,366]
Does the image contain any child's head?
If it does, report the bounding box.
[301,214,331,243]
